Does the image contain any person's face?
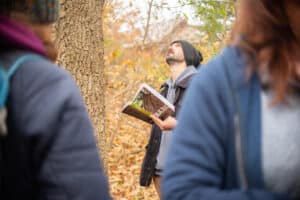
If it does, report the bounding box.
[166,42,185,64]
[285,0,300,44]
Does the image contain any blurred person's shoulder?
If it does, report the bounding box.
[1,51,81,103]
[1,51,70,78]
[5,51,76,90]
[194,46,245,88]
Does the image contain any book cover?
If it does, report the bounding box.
[121,83,175,124]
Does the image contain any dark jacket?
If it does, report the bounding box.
[162,46,291,200]
[0,51,112,200]
[140,73,195,186]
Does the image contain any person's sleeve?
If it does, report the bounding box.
[161,61,290,200]
[20,61,112,199]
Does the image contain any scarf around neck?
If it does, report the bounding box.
[0,15,46,56]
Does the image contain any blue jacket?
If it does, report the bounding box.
[162,47,291,200]
[1,51,111,200]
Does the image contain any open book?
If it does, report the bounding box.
[121,83,175,124]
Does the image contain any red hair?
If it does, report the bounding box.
[230,0,299,103]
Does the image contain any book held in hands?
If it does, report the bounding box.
[121,83,175,124]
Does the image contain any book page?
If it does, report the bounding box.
[122,83,175,123]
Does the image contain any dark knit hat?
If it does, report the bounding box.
[171,40,203,68]
[0,0,59,23]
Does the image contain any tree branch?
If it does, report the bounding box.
[142,0,155,47]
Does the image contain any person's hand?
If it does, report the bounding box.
[150,115,177,131]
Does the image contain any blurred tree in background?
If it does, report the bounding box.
[55,0,106,158]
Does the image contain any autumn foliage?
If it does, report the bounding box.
[103,1,230,199]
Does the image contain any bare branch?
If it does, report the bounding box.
[142,0,155,47]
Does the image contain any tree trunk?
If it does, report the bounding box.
[54,0,106,162]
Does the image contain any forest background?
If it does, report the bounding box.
[104,1,236,199]
[54,0,236,199]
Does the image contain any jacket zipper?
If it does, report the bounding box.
[223,53,249,190]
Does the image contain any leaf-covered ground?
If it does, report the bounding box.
[104,40,218,199]
[104,55,167,199]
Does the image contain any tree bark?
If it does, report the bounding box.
[54,0,106,162]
